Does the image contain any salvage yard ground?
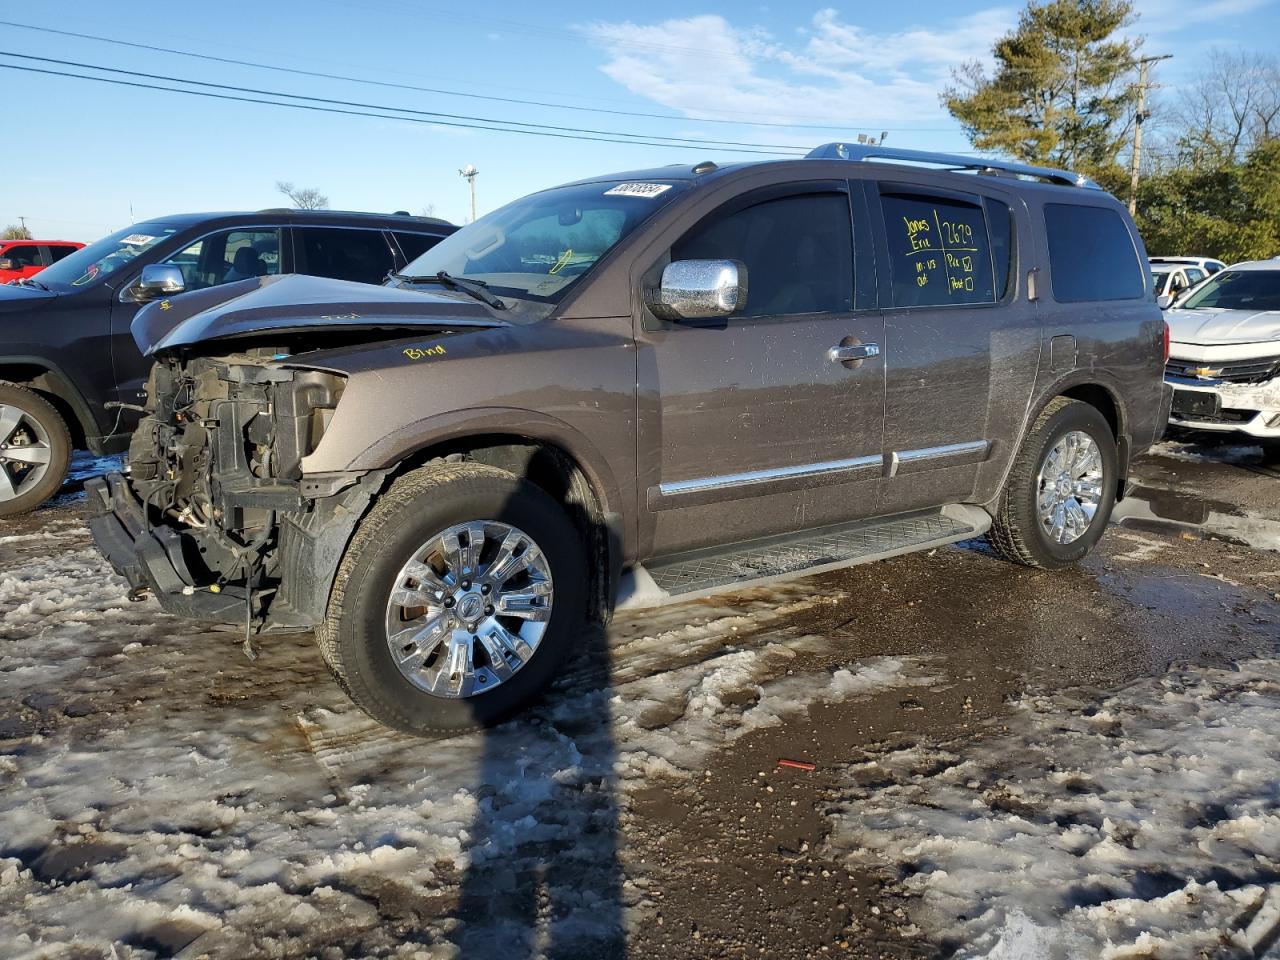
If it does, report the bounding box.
[1,442,1278,959]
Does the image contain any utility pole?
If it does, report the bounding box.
[1129,54,1172,216]
[459,164,478,223]
[17,216,27,234]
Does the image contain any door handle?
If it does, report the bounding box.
[827,342,881,363]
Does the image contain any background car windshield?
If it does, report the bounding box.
[1180,269,1280,311]
[400,180,685,302]
[35,223,181,289]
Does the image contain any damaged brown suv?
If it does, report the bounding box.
[90,145,1173,735]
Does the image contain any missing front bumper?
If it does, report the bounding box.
[88,473,250,624]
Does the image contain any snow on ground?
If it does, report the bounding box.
[825,659,1280,959]
[1149,440,1267,466]
[0,522,937,958]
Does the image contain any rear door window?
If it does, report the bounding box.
[880,192,996,307]
[47,244,79,263]
[1043,203,1144,302]
[393,231,444,263]
[296,227,397,284]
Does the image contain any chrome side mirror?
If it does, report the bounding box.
[134,264,185,302]
[648,259,747,321]
[0,258,14,272]
[1156,294,1173,309]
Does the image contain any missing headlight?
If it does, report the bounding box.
[273,370,346,481]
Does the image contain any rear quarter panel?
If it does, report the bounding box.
[973,191,1165,506]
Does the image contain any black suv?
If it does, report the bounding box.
[0,209,454,516]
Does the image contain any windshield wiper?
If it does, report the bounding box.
[390,270,506,310]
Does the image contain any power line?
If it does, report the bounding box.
[0,60,808,156]
[0,20,957,133]
[0,50,812,153]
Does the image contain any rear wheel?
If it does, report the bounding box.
[0,382,72,519]
[987,397,1118,569]
[317,462,586,735]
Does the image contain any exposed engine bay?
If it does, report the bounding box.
[107,347,389,642]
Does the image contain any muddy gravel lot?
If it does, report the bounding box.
[1,441,1277,959]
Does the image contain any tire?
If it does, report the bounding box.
[0,382,72,519]
[987,397,1119,569]
[316,461,587,735]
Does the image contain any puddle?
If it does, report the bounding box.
[1112,482,1280,551]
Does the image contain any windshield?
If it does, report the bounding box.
[34,222,183,290]
[1151,270,1170,287]
[1180,269,1280,312]
[399,180,687,303]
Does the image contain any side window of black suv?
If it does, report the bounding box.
[296,227,398,285]
[163,229,282,290]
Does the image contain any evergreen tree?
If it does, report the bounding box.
[943,0,1140,177]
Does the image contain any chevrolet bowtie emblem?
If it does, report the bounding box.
[1191,366,1220,378]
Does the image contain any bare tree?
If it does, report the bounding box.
[275,180,330,210]
[420,204,437,218]
[2,224,33,240]
[1174,49,1280,161]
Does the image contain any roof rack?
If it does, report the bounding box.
[253,208,454,225]
[805,143,1099,189]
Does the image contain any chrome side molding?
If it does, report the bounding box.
[658,453,883,497]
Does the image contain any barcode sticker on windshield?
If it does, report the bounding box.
[604,182,672,198]
[119,234,156,245]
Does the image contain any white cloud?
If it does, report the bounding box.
[583,9,1016,130]
[1132,0,1274,33]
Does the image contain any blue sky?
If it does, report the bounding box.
[4,0,1275,240]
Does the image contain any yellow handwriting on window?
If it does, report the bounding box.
[903,216,931,253]
[549,249,574,275]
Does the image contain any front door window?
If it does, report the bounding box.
[163,229,282,290]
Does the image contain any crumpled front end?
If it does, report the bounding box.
[89,350,388,632]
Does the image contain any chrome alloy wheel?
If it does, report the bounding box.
[0,402,53,503]
[383,520,554,698]
[1036,430,1104,545]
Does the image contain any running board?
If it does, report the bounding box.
[615,505,990,611]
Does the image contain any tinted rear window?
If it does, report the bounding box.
[1044,203,1144,302]
[880,192,995,307]
[394,231,444,262]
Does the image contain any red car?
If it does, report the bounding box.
[0,239,85,284]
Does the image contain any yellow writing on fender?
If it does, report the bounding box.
[404,345,447,360]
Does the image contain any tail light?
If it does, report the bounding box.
[1162,320,1170,363]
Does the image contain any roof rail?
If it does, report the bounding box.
[805,143,1099,189]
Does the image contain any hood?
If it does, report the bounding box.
[135,274,506,355]
[0,282,57,312]
[1165,306,1280,346]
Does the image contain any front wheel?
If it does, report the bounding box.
[0,382,72,519]
[987,397,1118,569]
[316,462,587,735]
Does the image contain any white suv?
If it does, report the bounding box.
[1164,260,1280,448]
[1151,255,1226,275]
[1150,262,1207,308]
